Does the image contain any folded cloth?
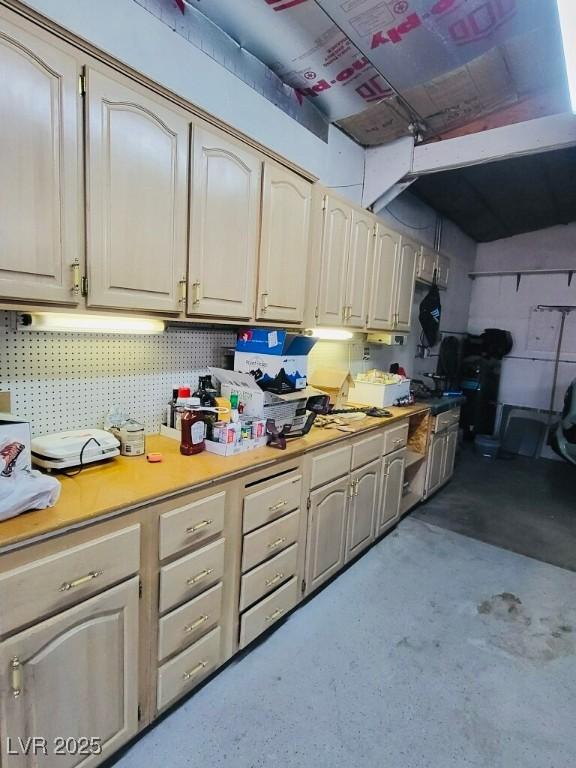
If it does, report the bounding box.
[0,469,61,521]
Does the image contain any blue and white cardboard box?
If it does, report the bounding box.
[234,330,317,391]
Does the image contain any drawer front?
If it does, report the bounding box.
[243,475,302,534]
[157,626,221,710]
[240,544,298,612]
[160,491,226,560]
[158,582,223,661]
[159,538,225,613]
[351,432,382,470]
[239,576,299,648]
[310,445,352,489]
[0,525,140,635]
[242,510,300,573]
[434,407,460,433]
[382,421,409,455]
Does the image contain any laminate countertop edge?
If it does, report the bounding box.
[0,405,429,552]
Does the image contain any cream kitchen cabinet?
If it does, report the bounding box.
[257,162,311,323]
[378,448,406,534]
[425,423,458,497]
[437,253,450,289]
[417,245,437,285]
[188,127,261,319]
[85,67,188,313]
[0,578,139,768]
[305,475,349,594]
[367,225,416,332]
[316,195,372,329]
[0,13,82,305]
[346,459,380,561]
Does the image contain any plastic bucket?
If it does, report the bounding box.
[474,434,500,459]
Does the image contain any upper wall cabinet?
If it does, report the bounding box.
[437,253,450,289]
[417,246,436,284]
[188,127,261,319]
[367,224,400,330]
[395,237,418,332]
[256,163,311,324]
[0,15,81,304]
[345,210,373,328]
[85,67,188,313]
[316,195,352,327]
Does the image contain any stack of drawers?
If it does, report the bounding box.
[156,490,227,710]
[239,473,303,649]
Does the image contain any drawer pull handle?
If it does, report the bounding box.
[184,615,209,633]
[10,657,22,698]
[267,537,287,550]
[182,660,208,681]
[393,438,404,446]
[268,500,288,513]
[186,519,212,534]
[58,570,103,592]
[187,568,214,586]
[265,607,285,623]
[265,572,284,588]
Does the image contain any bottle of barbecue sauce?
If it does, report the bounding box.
[180,397,206,455]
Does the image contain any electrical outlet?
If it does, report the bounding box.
[362,346,370,361]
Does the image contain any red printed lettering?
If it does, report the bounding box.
[449,0,516,44]
[265,0,308,10]
[356,75,393,103]
[430,0,458,15]
[370,30,390,49]
[371,12,422,48]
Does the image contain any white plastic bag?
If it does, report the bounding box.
[0,469,61,521]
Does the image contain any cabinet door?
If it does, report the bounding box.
[188,127,261,319]
[0,578,139,768]
[367,224,400,331]
[437,253,450,289]
[395,237,418,332]
[86,68,188,312]
[257,163,311,323]
[306,476,349,594]
[417,246,436,284]
[344,210,373,329]
[442,426,458,483]
[0,15,81,304]
[425,434,445,496]
[346,459,379,561]
[378,449,405,533]
[316,195,352,326]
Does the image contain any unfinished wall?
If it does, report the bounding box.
[470,224,576,413]
[21,0,365,204]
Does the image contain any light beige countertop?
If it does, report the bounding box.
[0,405,428,550]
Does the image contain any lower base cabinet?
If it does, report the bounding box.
[425,425,458,497]
[0,578,139,768]
[346,459,380,562]
[378,449,406,534]
[306,476,349,594]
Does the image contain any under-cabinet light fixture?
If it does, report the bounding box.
[557,0,576,111]
[18,313,166,335]
[306,328,354,341]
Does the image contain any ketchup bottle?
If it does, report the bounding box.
[180,398,206,455]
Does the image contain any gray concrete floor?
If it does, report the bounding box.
[414,447,576,571]
[117,518,576,768]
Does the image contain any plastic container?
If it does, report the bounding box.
[180,397,206,455]
[474,434,500,459]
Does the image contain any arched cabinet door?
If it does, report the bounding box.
[0,14,81,304]
[379,449,406,533]
[85,67,188,313]
[316,194,352,327]
[257,162,311,324]
[367,224,400,331]
[188,127,261,319]
[305,476,349,595]
[346,459,380,561]
[0,578,139,768]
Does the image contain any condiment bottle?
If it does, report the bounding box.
[180,397,206,455]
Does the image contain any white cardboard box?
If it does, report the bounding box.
[0,413,32,473]
[352,380,411,408]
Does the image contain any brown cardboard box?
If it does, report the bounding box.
[309,369,355,409]
[0,391,11,412]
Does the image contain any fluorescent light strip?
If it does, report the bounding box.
[557,0,576,112]
[308,328,354,341]
[21,313,165,335]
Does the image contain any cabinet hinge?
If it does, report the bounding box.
[178,278,187,305]
[306,495,311,511]
[137,704,142,722]
[321,195,327,212]
[138,579,143,599]
[80,276,88,297]
[301,578,306,594]
[373,223,378,237]
[78,73,86,96]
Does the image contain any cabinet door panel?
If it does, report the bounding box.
[426,434,445,496]
[367,224,400,330]
[395,238,418,332]
[346,460,379,561]
[0,16,81,303]
[86,68,188,312]
[306,476,349,594]
[317,196,351,326]
[442,426,458,484]
[417,246,436,284]
[257,163,311,323]
[379,449,405,533]
[189,127,261,319]
[0,578,139,768]
[437,254,450,289]
[345,211,373,328]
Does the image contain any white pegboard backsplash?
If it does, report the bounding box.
[0,311,236,437]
